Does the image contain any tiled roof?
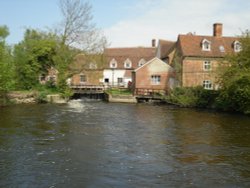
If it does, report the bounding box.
[104,47,156,69]
[178,34,239,58]
[158,40,176,59]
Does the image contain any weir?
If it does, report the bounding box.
[70,85,105,94]
[71,93,104,100]
[69,85,106,100]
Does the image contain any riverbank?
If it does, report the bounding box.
[7,91,37,104]
[165,86,250,115]
[0,91,67,106]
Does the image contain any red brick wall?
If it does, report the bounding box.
[134,59,173,92]
[182,58,220,88]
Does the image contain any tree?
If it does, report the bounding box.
[0,25,15,93]
[57,0,107,53]
[13,29,58,89]
[216,31,250,114]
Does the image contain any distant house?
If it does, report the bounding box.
[172,23,241,90]
[103,41,156,88]
[39,67,58,85]
[69,53,104,86]
[132,57,174,96]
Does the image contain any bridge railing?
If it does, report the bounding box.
[69,84,106,94]
[70,84,105,89]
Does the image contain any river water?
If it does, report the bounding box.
[0,100,250,188]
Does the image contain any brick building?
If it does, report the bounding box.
[172,23,241,89]
[132,57,174,96]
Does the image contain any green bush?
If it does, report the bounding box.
[166,86,218,108]
[216,75,250,114]
[166,87,199,107]
[36,90,48,103]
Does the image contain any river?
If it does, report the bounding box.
[0,100,250,188]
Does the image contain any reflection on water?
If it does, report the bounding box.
[0,100,250,187]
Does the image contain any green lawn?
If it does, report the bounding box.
[106,88,132,96]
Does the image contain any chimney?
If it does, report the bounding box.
[213,23,223,37]
[152,39,156,47]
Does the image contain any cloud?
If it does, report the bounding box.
[104,0,250,47]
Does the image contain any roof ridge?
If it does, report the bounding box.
[178,34,239,39]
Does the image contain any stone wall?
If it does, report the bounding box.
[7,91,37,104]
[104,93,137,103]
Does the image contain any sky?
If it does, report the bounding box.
[0,0,250,47]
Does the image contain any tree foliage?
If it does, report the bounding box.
[0,25,15,93]
[216,31,250,114]
[13,29,58,90]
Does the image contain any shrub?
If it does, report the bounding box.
[166,86,218,108]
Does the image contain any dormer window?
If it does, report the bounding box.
[110,58,117,68]
[233,41,242,52]
[138,59,146,67]
[219,45,225,53]
[202,39,211,51]
[124,58,132,68]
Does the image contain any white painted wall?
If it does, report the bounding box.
[103,69,130,87]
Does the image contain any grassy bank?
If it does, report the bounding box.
[0,85,69,106]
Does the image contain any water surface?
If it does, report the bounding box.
[0,100,250,187]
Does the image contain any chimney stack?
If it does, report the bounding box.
[152,39,156,47]
[213,23,223,37]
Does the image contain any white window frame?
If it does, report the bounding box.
[117,77,123,84]
[138,58,146,67]
[151,75,161,85]
[219,45,225,52]
[234,41,242,52]
[110,59,117,68]
[202,39,211,51]
[203,80,212,90]
[203,61,212,71]
[124,58,132,68]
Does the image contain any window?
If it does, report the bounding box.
[219,45,225,52]
[104,78,109,83]
[203,80,212,90]
[138,59,146,67]
[80,74,86,83]
[117,78,123,84]
[110,59,117,68]
[203,61,211,71]
[202,39,211,51]
[151,75,161,85]
[233,41,242,52]
[124,58,132,68]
